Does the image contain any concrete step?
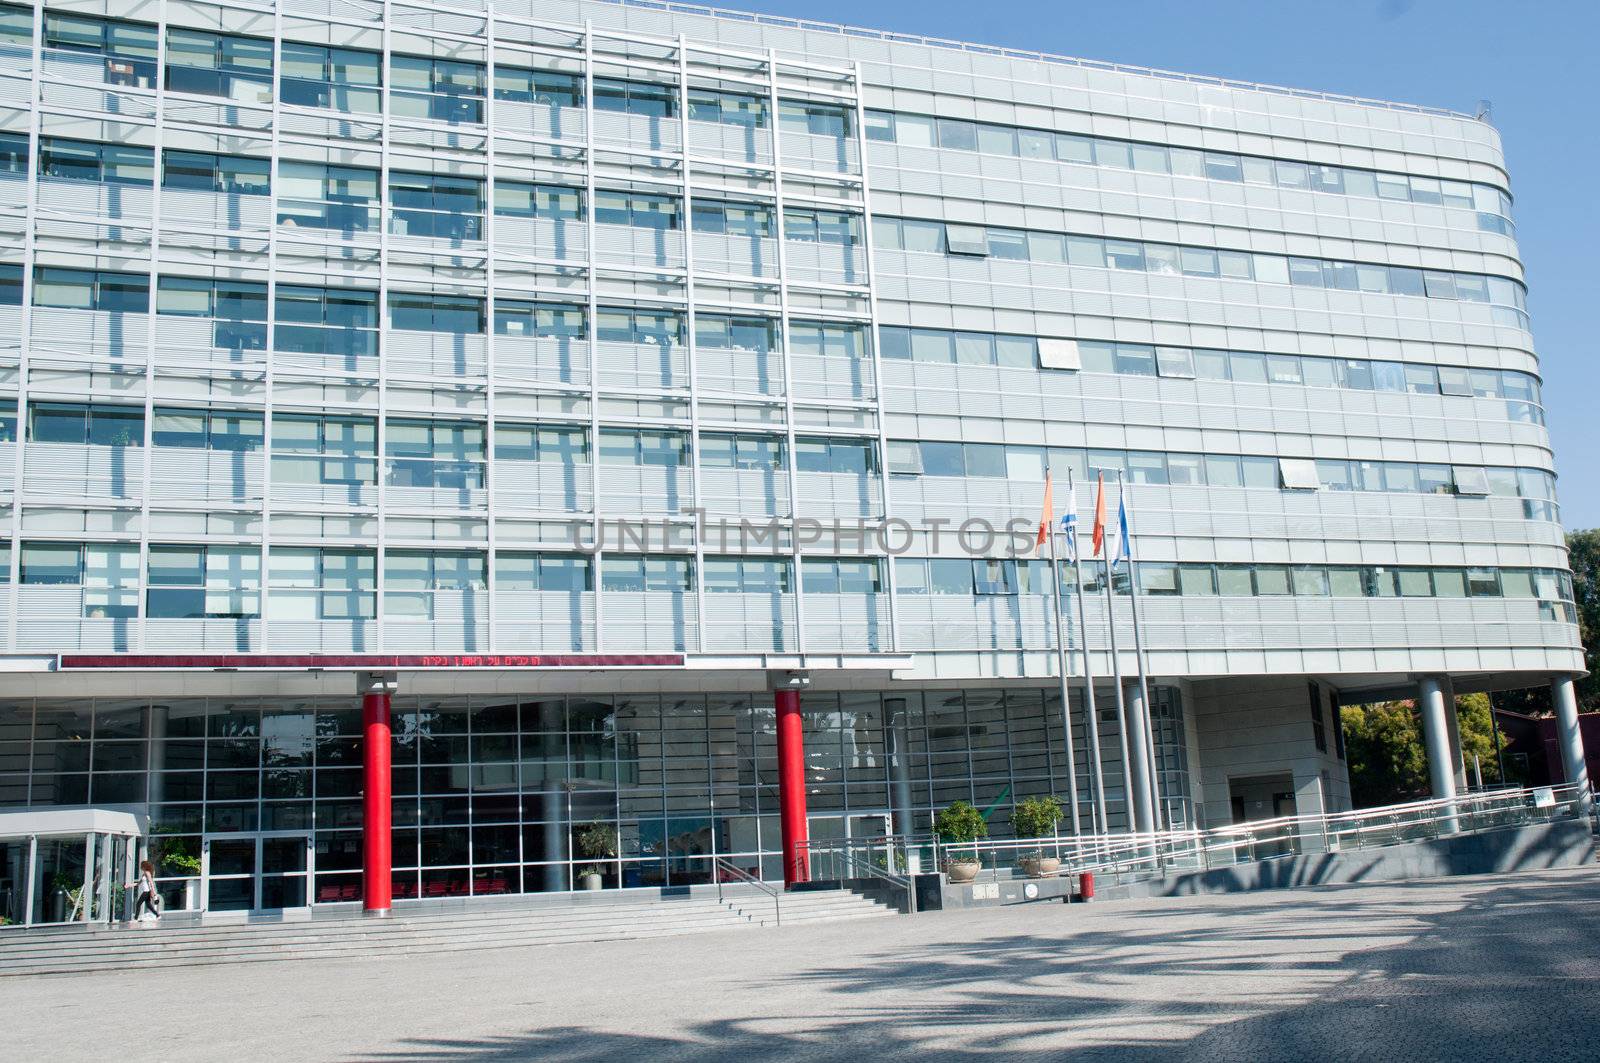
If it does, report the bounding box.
[1,900,743,948]
[0,906,750,959]
[0,889,896,975]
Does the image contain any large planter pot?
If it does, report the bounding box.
[1019,856,1061,879]
[581,872,603,891]
[945,859,981,884]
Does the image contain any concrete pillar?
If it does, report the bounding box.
[1440,675,1468,792]
[1122,681,1156,835]
[1417,676,1459,833]
[539,701,567,891]
[1550,675,1592,812]
[884,696,919,873]
[143,704,167,807]
[359,673,397,916]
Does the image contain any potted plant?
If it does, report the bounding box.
[933,800,987,884]
[1012,795,1065,877]
[573,822,619,891]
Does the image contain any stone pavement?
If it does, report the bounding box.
[11,865,1599,1061]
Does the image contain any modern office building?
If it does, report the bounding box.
[0,0,1588,924]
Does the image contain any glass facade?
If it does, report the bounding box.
[0,689,1186,908]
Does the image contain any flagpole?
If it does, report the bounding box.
[1045,514,1082,838]
[1070,472,1108,838]
[1120,472,1166,833]
[1100,543,1140,836]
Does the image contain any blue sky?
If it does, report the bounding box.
[715,0,1600,527]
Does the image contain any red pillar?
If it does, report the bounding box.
[361,680,393,915]
[775,687,809,887]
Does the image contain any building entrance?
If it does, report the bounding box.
[202,832,312,912]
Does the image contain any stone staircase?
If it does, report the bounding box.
[0,888,895,977]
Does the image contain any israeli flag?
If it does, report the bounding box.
[1060,483,1078,561]
[1114,490,1132,570]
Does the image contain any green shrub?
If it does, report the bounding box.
[933,800,987,860]
[1011,795,1065,839]
[573,822,619,861]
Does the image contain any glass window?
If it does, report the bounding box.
[1204,153,1244,182]
[280,43,382,113]
[1397,569,1434,597]
[495,65,582,109]
[388,293,484,334]
[936,118,977,152]
[1116,345,1158,377]
[928,559,972,595]
[1215,566,1254,596]
[972,559,1015,595]
[1254,566,1291,595]
[166,28,274,99]
[1204,456,1242,487]
[976,124,1017,155]
[39,138,154,185]
[1175,564,1214,596]
[1166,454,1202,486]
[779,100,849,138]
[985,230,1028,260]
[1192,349,1230,380]
[1140,563,1179,595]
[33,268,149,313]
[1240,456,1278,489]
[895,558,928,594]
[894,114,935,148]
[1326,568,1363,597]
[1291,567,1330,597]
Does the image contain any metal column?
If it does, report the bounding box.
[1551,675,1592,812]
[1417,676,1459,833]
[774,679,810,886]
[360,672,397,915]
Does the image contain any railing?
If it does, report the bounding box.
[602,0,1480,120]
[802,838,918,914]
[714,856,781,926]
[809,784,1593,892]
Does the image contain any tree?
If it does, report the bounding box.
[1340,693,1504,808]
[1453,692,1503,787]
[1341,702,1428,807]
[1567,528,1600,711]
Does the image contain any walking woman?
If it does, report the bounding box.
[129,860,160,922]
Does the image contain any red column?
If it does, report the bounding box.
[775,688,809,887]
[361,683,393,915]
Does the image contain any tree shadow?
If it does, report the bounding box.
[360,871,1600,1062]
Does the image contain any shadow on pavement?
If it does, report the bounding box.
[365,873,1600,1062]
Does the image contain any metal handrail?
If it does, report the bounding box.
[804,839,919,915]
[812,783,1590,888]
[713,855,781,927]
[601,0,1481,121]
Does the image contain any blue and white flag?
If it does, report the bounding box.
[1060,481,1078,562]
[1113,487,1132,570]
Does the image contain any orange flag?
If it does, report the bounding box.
[1090,472,1107,556]
[1035,471,1054,555]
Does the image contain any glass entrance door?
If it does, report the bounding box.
[203,833,312,912]
[260,835,310,909]
[847,812,894,872]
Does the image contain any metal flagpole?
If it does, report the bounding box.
[1120,472,1166,831]
[1100,543,1136,837]
[1070,472,1108,837]
[1046,512,1082,838]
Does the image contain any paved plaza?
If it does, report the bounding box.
[11,866,1600,1061]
